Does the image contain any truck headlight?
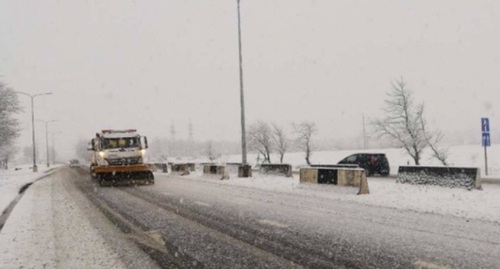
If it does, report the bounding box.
[99,151,105,158]
[140,149,146,156]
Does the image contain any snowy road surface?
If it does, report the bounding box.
[1,167,499,268]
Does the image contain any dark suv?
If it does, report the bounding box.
[338,153,390,176]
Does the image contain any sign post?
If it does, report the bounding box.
[481,118,491,175]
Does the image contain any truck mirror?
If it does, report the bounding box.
[144,136,148,149]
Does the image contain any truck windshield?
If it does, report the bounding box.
[102,137,140,149]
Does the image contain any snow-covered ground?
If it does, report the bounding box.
[0,168,157,269]
[0,164,59,214]
[160,143,500,224]
[173,171,500,224]
[157,144,500,223]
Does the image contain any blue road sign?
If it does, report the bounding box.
[481,117,490,133]
[482,132,491,147]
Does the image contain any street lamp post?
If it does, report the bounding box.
[14,91,53,172]
[236,0,251,177]
[37,119,57,167]
[237,0,247,164]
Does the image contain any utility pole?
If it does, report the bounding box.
[236,0,251,177]
[237,0,247,166]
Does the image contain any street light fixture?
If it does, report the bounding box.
[37,119,57,167]
[14,91,53,172]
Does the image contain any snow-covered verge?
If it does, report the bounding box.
[177,172,500,224]
[0,164,60,214]
[0,168,159,269]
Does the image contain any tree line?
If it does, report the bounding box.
[0,82,21,169]
[247,121,317,165]
[246,78,449,166]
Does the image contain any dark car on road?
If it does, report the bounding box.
[338,153,390,176]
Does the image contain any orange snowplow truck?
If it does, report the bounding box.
[88,129,154,186]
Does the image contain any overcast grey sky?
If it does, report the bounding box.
[1,0,499,160]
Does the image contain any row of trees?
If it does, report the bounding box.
[247,121,317,165]
[246,78,449,166]
[0,83,21,169]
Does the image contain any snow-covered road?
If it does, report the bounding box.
[1,167,499,268]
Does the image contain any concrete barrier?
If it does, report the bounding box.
[259,164,293,177]
[153,163,168,173]
[203,165,229,179]
[185,163,196,171]
[397,166,482,190]
[238,165,252,178]
[171,163,195,172]
[300,167,369,195]
[171,163,192,175]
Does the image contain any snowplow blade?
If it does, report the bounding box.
[94,165,154,187]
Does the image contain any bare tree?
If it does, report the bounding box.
[294,121,317,165]
[0,83,22,168]
[0,145,17,169]
[271,123,289,164]
[247,121,273,163]
[420,117,449,166]
[372,78,447,165]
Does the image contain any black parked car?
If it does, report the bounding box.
[338,153,390,176]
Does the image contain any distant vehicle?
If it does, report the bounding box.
[338,153,390,176]
[68,159,80,168]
